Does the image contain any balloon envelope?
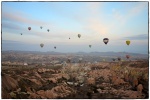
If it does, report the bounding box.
[126,40,130,45]
[28,27,31,30]
[40,43,44,48]
[103,38,109,44]
[112,58,115,61]
[126,55,130,59]
[118,57,121,61]
[78,34,81,38]
[89,45,92,48]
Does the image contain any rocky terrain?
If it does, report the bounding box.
[2,51,148,63]
[2,60,148,99]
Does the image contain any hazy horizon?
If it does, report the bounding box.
[2,2,148,54]
[2,48,148,55]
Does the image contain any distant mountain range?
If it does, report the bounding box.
[2,50,148,58]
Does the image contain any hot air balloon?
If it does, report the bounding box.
[78,34,81,38]
[89,45,92,48]
[112,58,115,61]
[40,26,43,29]
[103,59,105,61]
[103,38,109,45]
[118,57,121,61]
[47,29,50,32]
[54,46,56,49]
[40,43,44,48]
[126,55,130,59]
[69,37,70,39]
[126,40,130,46]
[28,27,31,31]
[20,33,22,35]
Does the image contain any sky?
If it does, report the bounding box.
[1,1,149,54]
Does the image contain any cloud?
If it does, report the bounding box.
[2,40,22,43]
[66,3,110,36]
[47,2,107,35]
[123,34,148,40]
[2,40,41,51]
[2,10,48,26]
[129,2,147,15]
[84,2,103,15]
[2,5,77,40]
[112,2,148,25]
[2,21,24,30]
